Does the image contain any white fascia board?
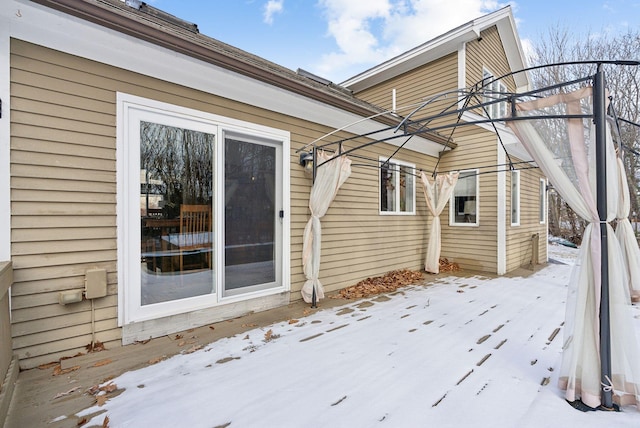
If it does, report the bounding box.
[342,6,531,93]
[342,28,475,92]
[495,14,530,91]
[6,0,441,156]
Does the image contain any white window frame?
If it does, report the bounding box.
[511,170,520,226]
[379,157,416,215]
[450,169,479,226]
[117,93,290,326]
[539,178,547,224]
[483,68,508,119]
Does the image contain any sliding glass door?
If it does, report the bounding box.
[120,95,287,324]
[140,121,215,306]
[223,136,281,296]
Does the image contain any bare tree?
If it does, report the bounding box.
[529,26,640,242]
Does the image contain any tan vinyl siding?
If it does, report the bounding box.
[505,161,548,271]
[295,148,437,292]
[353,52,458,128]
[466,26,516,93]
[10,39,438,367]
[437,127,499,273]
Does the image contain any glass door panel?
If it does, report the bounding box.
[224,137,278,294]
[140,121,215,305]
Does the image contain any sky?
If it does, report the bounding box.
[74,243,640,427]
[140,0,640,83]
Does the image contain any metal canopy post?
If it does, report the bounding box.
[311,146,318,308]
[593,63,613,409]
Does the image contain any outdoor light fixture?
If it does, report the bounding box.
[299,151,314,173]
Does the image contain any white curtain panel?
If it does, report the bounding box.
[615,156,640,302]
[420,171,459,273]
[508,87,640,408]
[301,150,352,303]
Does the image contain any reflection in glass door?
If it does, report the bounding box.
[224,137,279,295]
[139,121,214,305]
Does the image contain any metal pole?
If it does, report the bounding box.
[311,147,317,308]
[594,64,613,409]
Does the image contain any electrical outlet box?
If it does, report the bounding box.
[59,290,83,305]
[85,268,107,299]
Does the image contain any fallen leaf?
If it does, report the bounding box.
[100,382,117,393]
[53,386,81,399]
[288,319,299,324]
[264,329,273,341]
[96,394,109,406]
[86,341,106,353]
[77,417,87,426]
[182,344,203,354]
[148,356,165,365]
[209,326,215,330]
[102,415,110,428]
[174,334,183,340]
[93,359,112,368]
[53,364,80,376]
[439,258,460,272]
[38,361,59,370]
[177,340,186,347]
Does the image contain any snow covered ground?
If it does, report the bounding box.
[78,244,640,427]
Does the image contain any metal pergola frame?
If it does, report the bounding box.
[298,59,640,410]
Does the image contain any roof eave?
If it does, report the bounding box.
[341,6,531,92]
[29,0,451,148]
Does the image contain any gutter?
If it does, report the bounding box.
[29,0,452,148]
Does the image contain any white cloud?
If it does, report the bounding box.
[315,0,511,82]
[519,37,536,66]
[263,0,284,25]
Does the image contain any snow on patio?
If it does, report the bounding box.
[78,244,640,427]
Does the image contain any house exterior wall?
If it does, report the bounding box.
[437,127,500,272]
[352,52,458,126]
[9,39,437,368]
[301,146,437,292]
[348,24,547,274]
[466,26,516,94]
[505,160,549,271]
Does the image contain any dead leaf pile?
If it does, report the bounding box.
[86,341,106,353]
[335,269,424,299]
[439,258,460,272]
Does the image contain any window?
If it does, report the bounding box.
[539,178,547,224]
[511,170,520,226]
[380,158,415,214]
[118,93,289,324]
[450,169,478,225]
[483,68,508,118]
